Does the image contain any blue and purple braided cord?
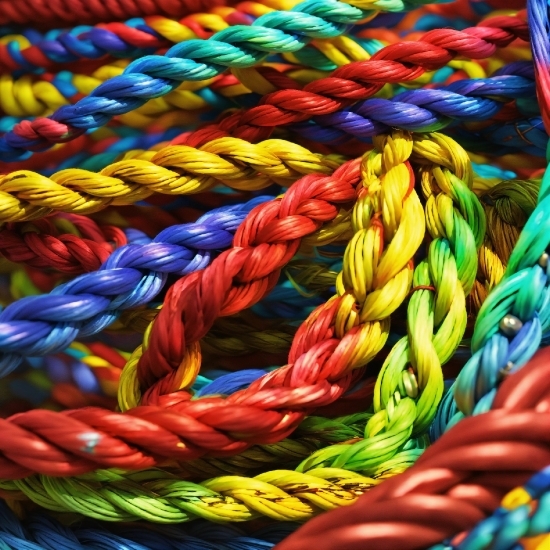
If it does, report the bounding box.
[0,195,272,377]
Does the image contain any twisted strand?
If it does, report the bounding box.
[0,138,342,223]
[0,11,528,161]
[0,34,383,120]
[0,214,127,274]
[275,347,550,550]
[472,178,539,310]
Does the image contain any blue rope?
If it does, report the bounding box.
[0,196,272,377]
[0,501,295,550]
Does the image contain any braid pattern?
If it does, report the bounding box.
[0,12,528,161]
[294,132,484,476]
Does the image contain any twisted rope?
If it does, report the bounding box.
[0,410,425,522]
[275,346,550,550]
[472,178,539,309]
[0,138,341,223]
[0,5,378,74]
[0,214,127,274]
[0,11,528,161]
[0,502,295,549]
[0,34,383,120]
[0,0,227,27]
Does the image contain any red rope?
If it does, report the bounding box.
[0,0,227,27]
[0,214,126,274]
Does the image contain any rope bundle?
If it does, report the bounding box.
[0,0,548,549]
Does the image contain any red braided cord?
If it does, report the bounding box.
[275,347,550,550]
[0,0,228,27]
[173,13,529,147]
[0,214,126,274]
[0,159,363,479]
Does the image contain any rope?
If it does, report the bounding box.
[178,62,535,146]
[432,465,550,549]
[0,0,228,27]
[0,12,528,161]
[274,346,550,550]
[0,5,379,74]
[0,214,127,274]
[0,502,296,549]
[0,138,342,223]
[472,178,539,310]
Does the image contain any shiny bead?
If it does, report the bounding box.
[539,252,549,268]
[499,314,523,337]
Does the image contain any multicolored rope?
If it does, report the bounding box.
[0,11,528,161]
[432,464,550,550]
[0,196,272,377]
[275,346,550,550]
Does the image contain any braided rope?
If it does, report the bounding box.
[0,11,528,161]
[0,139,342,223]
[0,214,127,274]
[274,346,550,550]
[291,131,483,477]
